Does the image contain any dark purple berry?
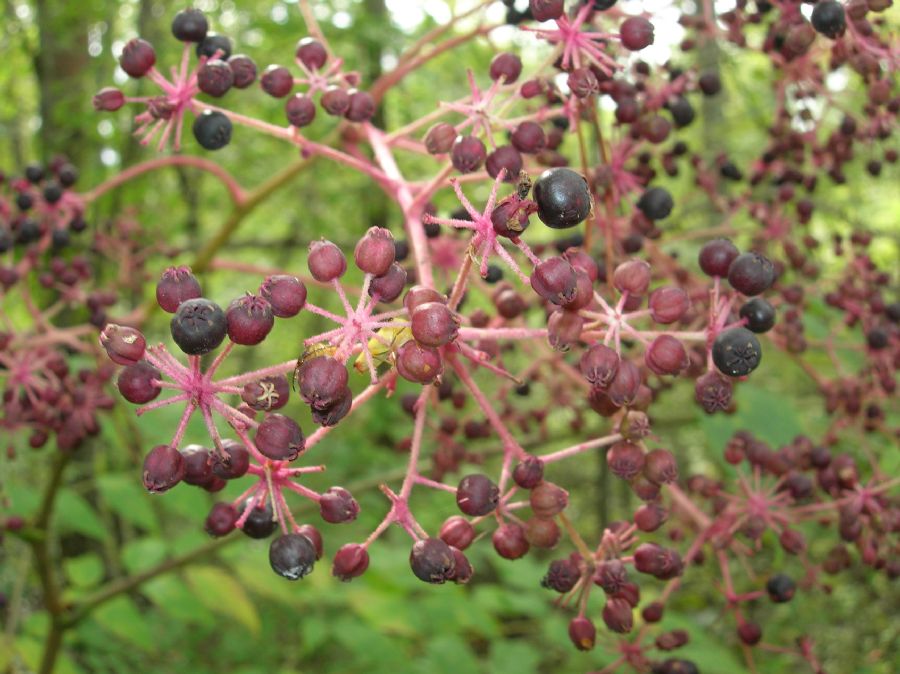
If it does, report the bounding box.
[637,187,673,220]
[228,54,257,88]
[727,252,775,296]
[285,94,316,127]
[486,146,523,181]
[321,86,350,116]
[531,257,577,305]
[296,37,327,70]
[193,110,232,150]
[740,298,776,333]
[529,0,565,22]
[255,413,305,461]
[368,263,407,302]
[205,502,237,537]
[698,238,739,277]
[511,121,546,154]
[345,90,375,122]
[297,356,349,409]
[319,487,359,523]
[311,386,353,427]
[196,34,232,60]
[694,372,733,413]
[142,445,185,493]
[261,65,294,98]
[117,361,161,404]
[766,573,796,602]
[410,537,456,584]
[542,558,580,592]
[259,275,306,317]
[172,8,208,42]
[451,135,486,173]
[269,533,317,580]
[533,168,592,229]
[182,444,214,486]
[170,298,227,355]
[489,52,522,83]
[120,39,156,78]
[240,498,277,539]
[712,327,762,377]
[211,439,250,480]
[456,474,499,516]
[811,1,846,38]
[621,17,654,50]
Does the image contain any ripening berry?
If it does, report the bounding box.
[542,558,580,593]
[226,294,275,345]
[634,543,683,579]
[567,67,598,98]
[307,239,347,282]
[489,52,522,83]
[531,257,577,305]
[698,238,739,277]
[620,17,655,50]
[205,502,238,537]
[440,516,476,550]
[410,538,456,584]
[228,54,258,88]
[607,360,642,407]
[643,602,664,623]
[486,146,523,181]
[345,90,375,122]
[447,547,474,584]
[100,324,146,365]
[142,445,185,493]
[311,387,352,427]
[117,361,161,404]
[93,87,126,111]
[607,441,645,480]
[261,65,294,98]
[613,259,651,295]
[568,616,596,651]
[296,37,328,70]
[255,413,305,461]
[368,263,407,303]
[259,275,306,317]
[193,110,233,150]
[645,335,688,376]
[603,597,634,633]
[156,266,202,313]
[332,543,369,581]
[532,168,592,229]
[451,135,487,173]
[319,487,359,523]
[456,474,499,516]
[355,227,395,276]
[197,33,232,59]
[197,59,234,97]
[181,444,214,486]
[643,448,678,485]
[699,72,721,95]
[241,375,290,412]
[297,356,349,409]
[713,327,762,377]
[524,517,561,548]
[634,503,667,532]
[296,524,324,559]
[811,1,846,38]
[411,301,459,347]
[529,0,565,22]
[285,94,316,127]
[404,285,445,314]
[739,298,776,333]
[594,559,628,594]
[580,343,620,388]
[269,533,317,580]
[529,481,568,518]
[695,371,733,413]
[637,187,674,220]
[766,573,796,603]
[240,499,277,539]
[649,287,689,324]
[172,8,208,42]
[547,309,584,350]
[513,455,545,489]
[424,123,457,155]
[396,341,443,384]
[511,121,546,154]
[493,523,530,559]
[727,252,775,296]
[321,86,350,116]
[211,439,250,480]
[738,622,762,646]
[779,528,807,555]
[170,298,227,355]
[120,38,156,78]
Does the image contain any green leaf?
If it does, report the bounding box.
[95,473,159,533]
[184,565,261,634]
[143,576,216,627]
[91,596,155,651]
[65,553,105,588]
[488,641,540,674]
[121,537,168,574]
[55,489,109,541]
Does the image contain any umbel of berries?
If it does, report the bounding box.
[532,168,592,229]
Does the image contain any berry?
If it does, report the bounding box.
[24,163,45,183]
[43,182,62,204]
[595,559,628,593]
[261,65,294,98]
[354,227,395,276]
[603,597,634,633]
[368,263,407,303]
[643,449,679,484]
[117,361,161,404]
[489,52,522,83]
[486,146,523,180]
[285,94,316,127]
[568,67,599,98]
[738,622,762,646]
[259,275,306,317]
[634,543,683,579]
[739,298,776,333]
[451,135,487,173]
[345,90,375,122]
[411,301,458,347]
[440,516,476,549]
[727,252,775,296]
[311,387,352,427]
[766,573,796,602]
[424,123,457,155]
[319,487,359,523]
[142,445,185,493]
[182,444,214,486]
[193,110,232,150]
[492,523,530,559]
[404,286,445,313]
[241,375,290,412]
[456,474,499,516]
[396,341,443,384]
[580,343,620,388]
[524,517,561,548]
[811,1,846,38]
[621,17,655,50]
[511,121,546,154]
[100,324,146,365]
[296,37,327,70]
[205,502,237,537]
[649,287,690,324]
[211,439,250,480]
[699,72,721,95]
[634,503,667,532]
[156,266,202,313]
[170,298,227,355]
[712,327,762,377]
[120,38,156,78]
[228,55,258,88]
[513,455,545,489]
[447,547,474,584]
[698,238,739,277]
[613,259,651,295]
[240,499,277,539]
[542,558,580,592]
[531,257,577,305]
[269,533,317,580]
[645,335,688,376]
[529,0,565,22]
[196,34,232,60]
[296,524,324,559]
[529,481,568,518]
[307,239,347,282]
[226,294,274,345]
[409,537,456,583]
[332,543,369,581]
[171,8,208,42]
[532,168,592,229]
[607,360,642,407]
[607,441,645,480]
[255,413,305,461]
[296,356,349,409]
[637,187,674,220]
[568,616,596,651]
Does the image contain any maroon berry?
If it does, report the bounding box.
[645,335,688,376]
[182,444,214,486]
[255,413,305,461]
[542,558,581,592]
[355,227,395,276]
[404,285,445,314]
[228,54,257,88]
[649,287,689,324]
[492,523,530,559]
[489,52,522,83]
[634,543,683,579]
[620,17,655,51]
[396,341,443,384]
[511,122,546,154]
[142,445,184,493]
[261,65,294,98]
[285,94,316,127]
[595,559,628,594]
[766,574,796,602]
[513,455,545,489]
[695,371,733,413]
[100,324,146,365]
[345,90,376,122]
[320,86,350,116]
[634,503,667,532]
[486,146,523,181]
[529,481,568,518]
[205,502,237,537]
[307,239,347,282]
[332,543,369,581]
[568,616,596,651]
[319,487,359,523]
[212,439,250,480]
[738,622,762,646]
[447,547,474,584]
[171,8,208,42]
[311,387,352,427]
[603,597,634,633]
[197,59,234,97]
[259,275,306,317]
[411,301,459,347]
[580,343,620,388]
[613,259,651,295]
[409,537,456,584]
[606,360,642,407]
[642,602,664,623]
[451,135,487,173]
[93,87,125,111]
[241,375,290,412]
[456,474,499,516]
[156,266,202,313]
[698,238,739,277]
[424,123,457,155]
[440,516,476,550]
[643,449,678,485]
[297,356,348,409]
[529,0,565,22]
[524,517,561,548]
[531,257,577,305]
[226,294,275,345]
[117,361,161,404]
[368,263,407,302]
[607,441,645,480]
[296,524,324,559]
[120,38,156,78]
[727,252,775,296]
[568,67,599,98]
[296,37,327,70]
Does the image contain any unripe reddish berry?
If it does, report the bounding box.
[698,238,739,277]
[93,87,126,111]
[255,413,305,461]
[241,375,290,412]
[354,227,395,276]
[411,301,459,347]
[492,523,530,559]
[645,335,688,376]
[205,502,238,537]
[307,239,347,282]
[738,621,762,646]
[524,517,561,548]
[424,123,456,155]
[513,455,545,489]
[368,262,407,303]
[649,287,690,324]
[182,444,213,486]
[634,543,683,579]
[568,616,596,651]
[613,259,651,295]
[451,135,487,173]
[486,146,523,181]
[319,487,359,523]
[489,52,522,83]
[285,93,316,127]
[396,341,443,384]
[120,38,156,78]
[118,361,161,404]
[404,285,445,314]
[634,502,667,532]
[530,0,565,22]
[259,275,306,317]
[142,445,184,493]
[620,17,655,51]
[226,294,275,345]
[156,266,202,313]
[295,37,327,70]
[297,356,349,409]
[594,559,628,594]
[261,65,293,98]
[695,371,733,413]
[643,448,678,485]
[320,86,350,116]
[607,360,642,407]
[296,524,324,559]
[580,343,620,388]
[440,516,475,550]
[456,474,499,516]
[332,543,369,581]
[531,257,577,305]
[345,90,375,122]
[602,597,634,633]
[211,439,250,480]
[529,481,569,518]
[511,122,546,154]
[607,440,645,480]
[100,324,146,365]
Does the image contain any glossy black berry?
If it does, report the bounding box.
[409,538,456,584]
[269,533,317,580]
[739,298,776,333]
[172,8,208,42]
[811,1,845,38]
[196,33,232,59]
[24,163,44,183]
[712,327,762,377]
[532,168,592,229]
[766,573,796,603]
[170,298,227,355]
[192,109,232,150]
[240,499,277,539]
[58,165,78,187]
[637,187,674,220]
